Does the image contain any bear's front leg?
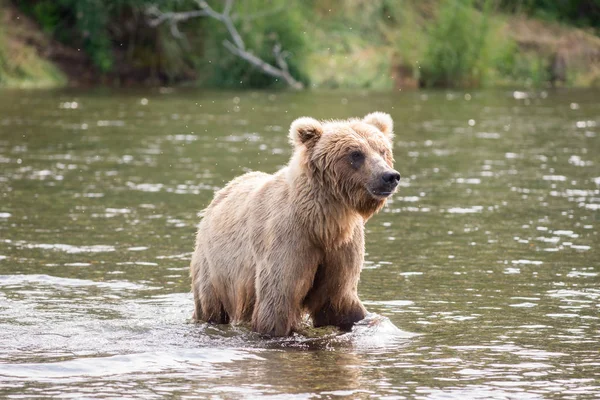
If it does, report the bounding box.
[312,296,366,331]
[251,242,321,337]
[306,224,368,331]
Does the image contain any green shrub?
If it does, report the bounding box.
[0,22,66,88]
[17,0,185,74]
[491,38,551,87]
[17,0,113,72]
[420,0,493,87]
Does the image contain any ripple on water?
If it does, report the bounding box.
[16,242,116,254]
[547,288,599,301]
[0,349,263,381]
[449,344,567,359]
[455,178,482,184]
[0,273,416,369]
[511,260,543,265]
[566,270,597,278]
[1,90,599,399]
[96,120,125,127]
[156,252,192,260]
[334,313,417,349]
[0,274,147,290]
[91,208,131,218]
[126,181,215,194]
[446,206,483,214]
[476,132,501,139]
[542,175,567,182]
[166,134,198,142]
[510,302,537,308]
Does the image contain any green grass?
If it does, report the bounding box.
[0,14,66,88]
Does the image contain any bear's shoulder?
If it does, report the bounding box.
[201,171,271,216]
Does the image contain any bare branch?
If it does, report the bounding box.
[194,0,223,21]
[170,23,183,38]
[223,0,234,17]
[273,43,289,73]
[223,40,303,89]
[145,0,303,89]
[146,5,209,27]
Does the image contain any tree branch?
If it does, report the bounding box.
[273,44,289,74]
[193,0,223,21]
[146,6,209,27]
[223,40,303,89]
[222,0,234,18]
[146,0,303,89]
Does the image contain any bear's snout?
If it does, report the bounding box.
[372,170,400,196]
[381,171,401,186]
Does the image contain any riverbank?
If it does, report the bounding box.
[306,2,600,89]
[0,3,67,88]
[1,0,599,89]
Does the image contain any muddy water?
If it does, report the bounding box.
[0,88,598,399]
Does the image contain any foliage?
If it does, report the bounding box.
[199,0,309,88]
[17,0,190,74]
[498,0,600,30]
[15,0,309,87]
[303,0,403,89]
[489,38,550,87]
[419,0,493,87]
[19,0,111,71]
[0,6,66,88]
[8,0,600,89]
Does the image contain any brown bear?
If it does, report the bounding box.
[190,112,400,336]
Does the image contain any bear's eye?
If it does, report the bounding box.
[349,150,365,167]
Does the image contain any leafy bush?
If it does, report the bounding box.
[16,0,190,74]
[490,38,551,87]
[419,0,493,87]
[0,22,66,88]
[18,0,114,72]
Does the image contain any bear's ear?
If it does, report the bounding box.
[363,112,394,139]
[289,117,323,149]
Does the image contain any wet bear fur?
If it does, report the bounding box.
[191,112,400,336]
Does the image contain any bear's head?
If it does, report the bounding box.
[289,112,400,217]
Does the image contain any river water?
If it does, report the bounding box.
[0,88,598,399]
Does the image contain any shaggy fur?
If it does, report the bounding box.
[191,112,399,336]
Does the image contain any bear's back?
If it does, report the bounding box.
[205,171,272,215]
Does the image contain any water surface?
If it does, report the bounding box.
[0,88,598,398]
